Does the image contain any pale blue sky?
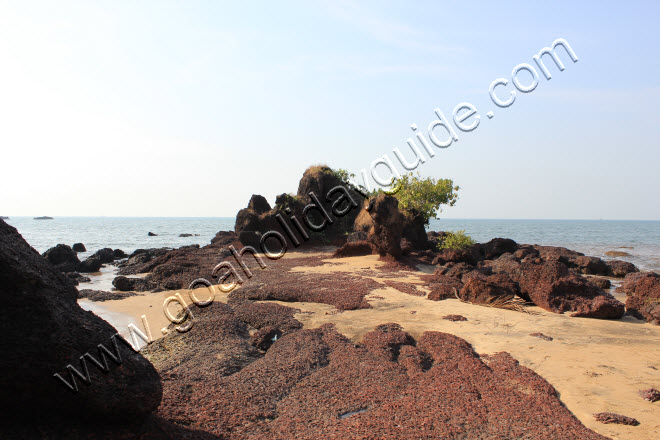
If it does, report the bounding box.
[1,0,658,219]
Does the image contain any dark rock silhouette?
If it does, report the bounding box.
[148,232,158,236]
[72,242,86,252]
[365,194,404,257]
[0,219,162,425]
[42,244,81,273]
[606,259,638,277]
[247,194,271,215]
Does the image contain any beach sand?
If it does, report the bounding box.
[95,251,660,440]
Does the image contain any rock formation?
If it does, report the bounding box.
[0,219,162,426]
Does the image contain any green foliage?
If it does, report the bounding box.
[332,169,460,224]
[439,230,476,250]
[393,172,459,224]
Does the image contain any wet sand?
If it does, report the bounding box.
[96,252,660,440]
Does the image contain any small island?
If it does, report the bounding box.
[33,216,53,220]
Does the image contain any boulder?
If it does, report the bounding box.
[148,232,158,236]
[72,243,86,252]
[432,244,482,266]
[42,244,81,273]
[572,256,609,275]
[78,256,103,273]
[480,238,518,260]
[89,248,115,264]
[459,272,519,305]
[365,194,404,257]
[112,275,156,292]
[0,219,161,423]
[247,194,271,215]
[113,249,128,259]
[591,277,611,290]
[606,259,638,277]
[623,272,660,324]
[516,260,624,319]
[401,208,431,250]
[424,272,464,301]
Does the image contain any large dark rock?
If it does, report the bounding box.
[332,241,373,258]
[459,272,519,305]
[0,219,162,424]
[247,194,271,215]
[480,238,518,260]
[89,247,116,264]
[78,255,103,273]
[72,243,86,252]
[432,244,482,266]
[401,208,431,250]
[42,244,81,273]
[112,275,156,292]
[365,194,404,257]
[572,256,609,275]
[623,272,660,324]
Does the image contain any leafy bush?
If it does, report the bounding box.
[439,230,476,250]
[393,172,459,224]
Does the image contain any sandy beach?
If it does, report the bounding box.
[94,250,660,440]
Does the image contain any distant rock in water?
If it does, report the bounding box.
[72,242,86,252]
[605,250,632,257]
[0,216,8,220]
[178,233,199,237]
[148,232,158,236]
[33,216,53,220]
[0,219,162,426]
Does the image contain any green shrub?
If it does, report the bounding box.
[439,230,476,250]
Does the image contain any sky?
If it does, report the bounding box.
[0,0,659,219]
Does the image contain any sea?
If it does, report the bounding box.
[4,217,660,272]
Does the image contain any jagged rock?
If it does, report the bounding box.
[247,194,271,215]
[72,243,86,252]
[365,194,404,257]
[517,260,624,319]
[573,256,609,275]
[0,219,162,424]
[42,244,81,273]
[89,248,115,264]
[591,277,611,290]
[623,272,660,324]
[401,208,431,250]
[606,259,638,277]
[459,272,518,305]
[78,256,103,273]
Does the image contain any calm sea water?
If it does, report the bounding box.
[4,217,660,272]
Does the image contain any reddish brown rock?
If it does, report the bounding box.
[247,194,271,214]
[517,260,625,319]
[530,332,553,341]
[624,272,660,324]
[607,259,639,277]
[145,312,608,439]
[591,277,612,290]
[443,314,468,322]
[573,256,609,275]
[422,272,464,301]
[480,237,518,259]
[332,240,374,258]
[638,388,660,402]
[459,272,519,305]
[432,244,482,265]
[593,412,639,426]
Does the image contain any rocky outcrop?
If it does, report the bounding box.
[112,275,157,292]
[42,244,81,273]
[481,238,518,260]
[144,308,608,439]
[365,194,404,257]
[623,272,660,324]
[423,271,464,301]
[0,219,161,425]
